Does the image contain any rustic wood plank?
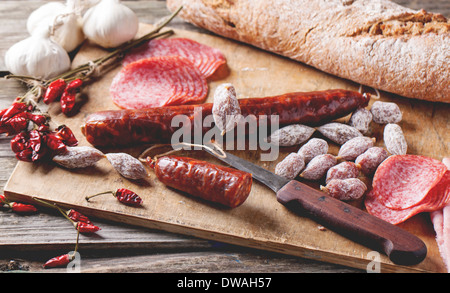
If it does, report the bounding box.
[1,248,362,273]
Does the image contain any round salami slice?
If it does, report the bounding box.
[110,56,208,109]
[122,38,227,79]
[372,155,448,210]
[365,171,450,225]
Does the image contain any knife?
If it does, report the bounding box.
[202,144,427,266]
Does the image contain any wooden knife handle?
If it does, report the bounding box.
[276,180,427,266]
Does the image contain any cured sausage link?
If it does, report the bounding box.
[152,156,252,208]
[82,89,369,147]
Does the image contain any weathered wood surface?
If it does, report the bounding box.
[0,0,448,273]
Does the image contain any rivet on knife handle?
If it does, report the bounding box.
[276,180,427,266]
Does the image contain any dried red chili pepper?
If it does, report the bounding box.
[28,130,42,152]
[4,112,29,135]
[32,197,93,226]
[43,225,80,269]
[0,102,27,124]
[0,195,37,213]
[15,148,33,162]
[10,202,38,213]
[27,130,49,162]
[27,113,47,126]
[10,132,28,153]
[85,188,143,207]
[65,79,83,93]
[67,209,92,224]
[115,188,143,206]
[37,124,49,132]
[44,132,67,153]
[43,253,72,269]
[75,221,100,233]
[55,125,78,146]
[0,108,8,120]
[43,79,67,104]
[60,92,76,114]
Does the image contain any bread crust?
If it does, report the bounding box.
[167,0,449,103]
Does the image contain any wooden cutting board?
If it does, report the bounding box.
[4,24,449,273]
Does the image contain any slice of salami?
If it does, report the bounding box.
[365,171,450,225]
[372,155,447,210]
[110,56,208,109]
[123,38,227,79]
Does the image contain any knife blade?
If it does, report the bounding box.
[202,143,427,266]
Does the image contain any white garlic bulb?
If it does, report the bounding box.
[82,0,139,48]
[26,0,85,52]
[5,26,71,79]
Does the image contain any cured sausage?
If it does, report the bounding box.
[364,155,450,225]
[148,155,252,208]
[365,170,450,225]
[110,56,208,109]
[82,89,370,147]
[122,38,227,79]
[372,155,447,210]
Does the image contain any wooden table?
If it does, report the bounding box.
[0,0,448,274]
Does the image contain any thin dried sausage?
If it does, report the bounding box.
[83,89,370,147]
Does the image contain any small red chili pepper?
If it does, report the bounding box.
[65,79,83,93]
[55,125,78,146]
[0,102,27,124]
[0,195,37,213]
[10,132,28,153]
[31,147,48,162]
[43,79,67,104]
[27,113,47,126]
[44,132,67,153]
[4,112,29,135]
[60,92,76,115]
[85,188,143,207]
[10,202,38,213]
[0,108,8,120]
[115,188,143,206]
[37,124,50,132]
[67,209,92,224]
[43,253,73,269]
[28,130,42,153]
[75,221,100,233]
[15,148,33,162]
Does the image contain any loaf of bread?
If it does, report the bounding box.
[167,0,449,103]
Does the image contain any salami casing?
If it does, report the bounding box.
[152,155,252,208]
[83,89,370,147]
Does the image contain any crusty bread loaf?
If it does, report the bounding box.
[167,0,449,103]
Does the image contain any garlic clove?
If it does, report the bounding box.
[51,13,85,52]
[82,0,139,48]
[5,26,71,80]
